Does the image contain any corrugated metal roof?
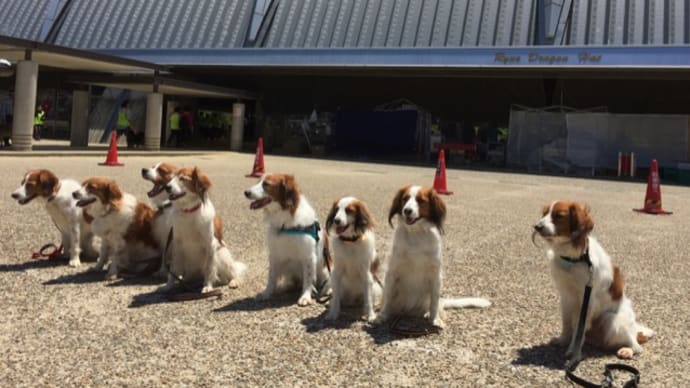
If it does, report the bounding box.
[262,0,538,48]
[0,0,67,41]
[564,0,689,45]
[52,0,254,49]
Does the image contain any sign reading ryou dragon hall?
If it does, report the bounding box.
[494,51,602,65]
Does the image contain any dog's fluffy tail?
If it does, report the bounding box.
[215,245,247,285]
[442,297,492,309]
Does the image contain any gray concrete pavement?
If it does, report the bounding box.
[1,152,688,387]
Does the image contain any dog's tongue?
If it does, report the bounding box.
[336,226,347,235]
[405,217,418,225]
[250,197,271,210]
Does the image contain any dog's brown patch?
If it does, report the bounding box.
[637,331,650,344]
[22,169,59,198]
[608,265,625,300]
[349,199,376,234]
[323,233,333,270]
[153,163,178,185]
[175,167,212,199]
[417,187,446,233]
[82,177,124,209]
[82,209,94,224]
[549,201,593,250]
[124,202,158,249]
[262,173,300,215]
[214,215,224,246]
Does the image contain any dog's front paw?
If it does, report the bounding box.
[104,273,118,281]
[431,317,446,329]
[228,279,240,289]
[365,312,377,323]
[373,314,388,326]
[297,295,314,306]
[616,347,635,359]
[68,258,81,267]
[201,285,214,294]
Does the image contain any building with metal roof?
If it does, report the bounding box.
[1,0,690,175]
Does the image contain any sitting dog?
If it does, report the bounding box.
[376,185,491,328]
[244,173,331,306]
[72,177,160,279]
[12,169,99,267]
[533,200,654,359]
[142,162,178,277]
[324,196,381,322]
[163,167,246,293]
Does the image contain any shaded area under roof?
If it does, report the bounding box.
[0,35,165,74]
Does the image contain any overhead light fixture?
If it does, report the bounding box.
[0,58,14,77]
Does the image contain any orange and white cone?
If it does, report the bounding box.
[99,131,124,166]
[633,159,671,215]
[246,137,265,178]
[432,149,453,195]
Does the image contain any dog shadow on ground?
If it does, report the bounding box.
[0,258,66,273]
[512,342,610,370]
[300,309,363,333]
[43,269,107,285]
[105,276,164,288]
[212,293,296,313]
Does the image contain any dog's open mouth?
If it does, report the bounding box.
[147,183,166,198]
[335,225,348,235]
[169,191,186,201]
[405,216,420,225]
[17,194,37,205]
[76,197,96,207]
[250,197,271,210]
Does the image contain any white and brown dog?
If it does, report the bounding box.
[534,200,654,359]
[12,169,99,267]
[72,177,160,279]
[376,185,491,328]
[324,196,381,322]
[244,173,331,306]
[141,162,178,277]
[163,167,246,293]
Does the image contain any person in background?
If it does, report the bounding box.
[33,105,45,141]
[116,101,135,148]
[168,106,182,147]
[180,106,194,145]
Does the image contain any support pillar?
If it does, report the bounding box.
[70,89,89,147]
[231,102,245,151]
[12,60,38,151]
[145,92,163,151]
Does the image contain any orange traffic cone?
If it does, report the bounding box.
[633,159,671,215]
[246,137,265,178]
[99,131,124,166]
[432,149,453,195]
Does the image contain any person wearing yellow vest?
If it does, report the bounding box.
[33,105,45,141]
[167,106,182,147]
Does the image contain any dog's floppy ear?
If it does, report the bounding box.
[428,188,447,234]
[279,174,300,214]
[325,201,338,234]
[105,179,123,203]
[569,202,593,247]
[38,170,58,194]
[192,167,212,197]
[388,185,409,228]
[354,200,375,234]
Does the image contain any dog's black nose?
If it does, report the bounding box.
[403,208,412,216]
[533,224,544,231]
[72,191,79,199]
[11,192,19,199]
[165,184,172,193]
[141,168,147,177]
[334,218,342,226]
[244,190,251,198]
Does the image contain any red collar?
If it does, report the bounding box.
[182,203,202,213]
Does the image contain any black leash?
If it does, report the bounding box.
[564,248,640,387]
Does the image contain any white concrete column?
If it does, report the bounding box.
[11,60,38,151]
[70,90,89,147]
[145,92,163,151]
[231,102,245,151]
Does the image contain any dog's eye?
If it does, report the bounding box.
[417,196,428,203]
[344,207,353,215]
[402,195,410,202]
[261,181,268,188]
[553,212,566,219]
